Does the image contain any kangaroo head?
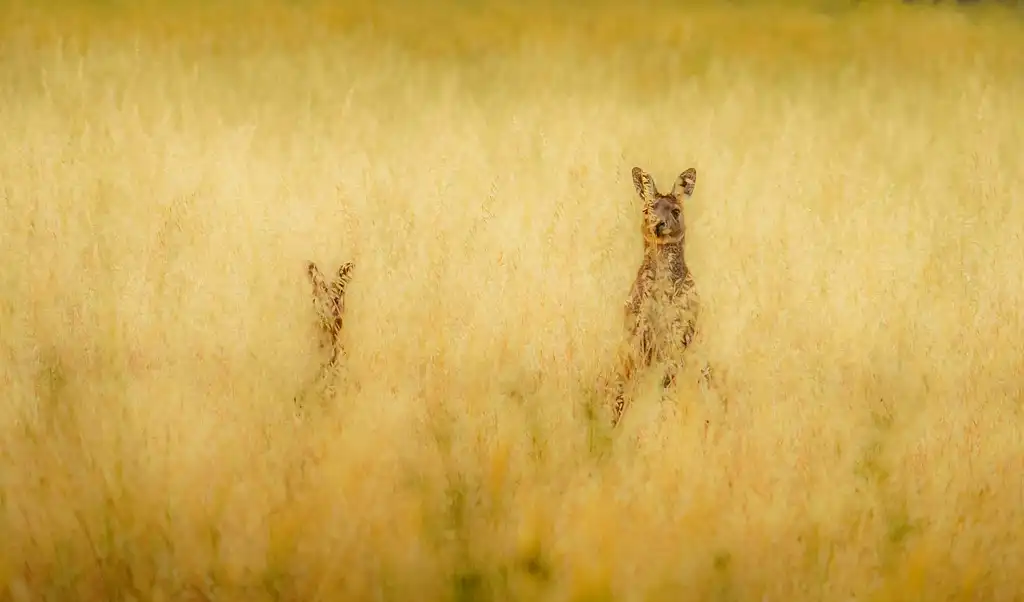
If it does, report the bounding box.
[631,166,697,245]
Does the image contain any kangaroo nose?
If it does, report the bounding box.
[654,222,666,237]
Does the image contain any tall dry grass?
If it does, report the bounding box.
[2,1,1024,600]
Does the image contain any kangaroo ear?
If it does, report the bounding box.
[671,168,697,200]
[335,262,354,285]
[631,167,658,204]
[307,261,328,294]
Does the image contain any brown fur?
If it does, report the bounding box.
[609,166,706,427]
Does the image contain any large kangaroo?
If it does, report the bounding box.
[610,166,711,427]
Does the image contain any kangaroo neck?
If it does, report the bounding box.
[644,240,687,280]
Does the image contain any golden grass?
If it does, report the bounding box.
[2,1,1024,600]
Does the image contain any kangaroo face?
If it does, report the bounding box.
[631,166,697,245]
[646,193,684,244]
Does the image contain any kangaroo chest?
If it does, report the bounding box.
[645,247,692,299]
[637,251,699,334]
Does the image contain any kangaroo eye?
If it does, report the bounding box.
[671,208,680,218]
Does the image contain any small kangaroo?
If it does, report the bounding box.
[609,166,710,427]
[286,261,352,408]
[296,260,355,406]
[306,260,355,370]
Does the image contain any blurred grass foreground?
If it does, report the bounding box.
[2,0,1024,600]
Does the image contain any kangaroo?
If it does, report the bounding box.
[297,260,355,405]
[307,260,355,368]
[609,166,711,427]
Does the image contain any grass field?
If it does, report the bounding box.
[2,1,1024,600]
